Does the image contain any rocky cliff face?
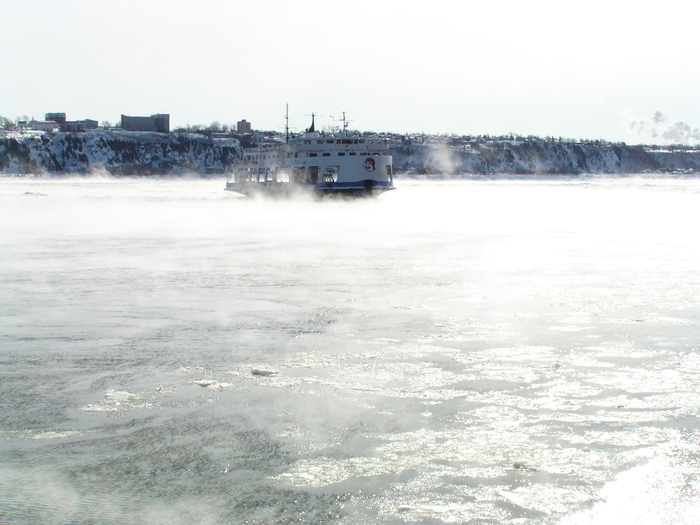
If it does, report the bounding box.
[2,131,700,176]
[0,131,239,175]
[391,140,700,175]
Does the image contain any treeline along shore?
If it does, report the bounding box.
[2,129,700,176]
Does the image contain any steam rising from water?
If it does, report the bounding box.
[425,141,460,174]
[1,176,700,524]
[625,110,700,145]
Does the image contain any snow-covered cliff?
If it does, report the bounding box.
[2,131,700,176]
[391,140,700,175]
[0,131,239,175]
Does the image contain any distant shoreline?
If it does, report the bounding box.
[1,130,699,177]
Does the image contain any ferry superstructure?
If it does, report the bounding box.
[225,114,394,197]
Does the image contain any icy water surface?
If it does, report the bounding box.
[1,176,700,524]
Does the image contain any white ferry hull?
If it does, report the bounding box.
[225,179,394,198]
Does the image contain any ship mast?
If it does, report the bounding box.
[332,112,351,136]
[285,103,289,144]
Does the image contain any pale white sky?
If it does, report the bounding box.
[2,0,698,143]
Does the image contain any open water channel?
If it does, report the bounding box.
[1,176,700,524]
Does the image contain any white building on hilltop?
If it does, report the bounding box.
[28,119,59,132]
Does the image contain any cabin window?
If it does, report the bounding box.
[349,152,357,156]
[326,140,334,144]
[276,166,291,182]
[323,152,330,157]
[307,166,319,183]
[323,165,340,183]
[293,167,305,182]
[309,153,317,157]
[338,152,345,156]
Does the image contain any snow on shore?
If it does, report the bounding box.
[2,130,700,176]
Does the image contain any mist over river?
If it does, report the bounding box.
[1,176,700,524]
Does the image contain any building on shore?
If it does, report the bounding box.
[28,119,60,132]
[61,120,99,132]
[45,112,67,124]
[31,113,98,132]
[121,114,170,133]
[237,119,252,133]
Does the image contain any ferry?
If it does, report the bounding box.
[225,112,394,197]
